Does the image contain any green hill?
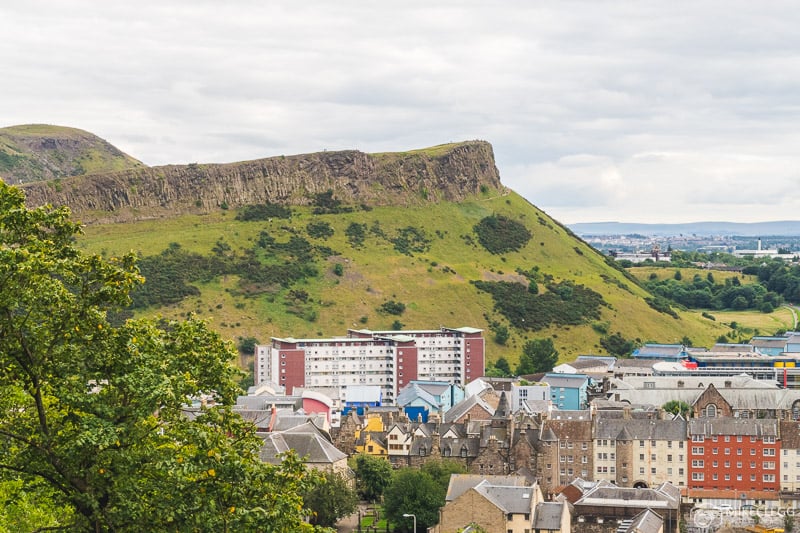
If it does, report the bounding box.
[75,190,728,368]
[6,126,731,370]
[0,124,144,184]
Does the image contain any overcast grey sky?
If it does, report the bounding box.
[3,1,800,224]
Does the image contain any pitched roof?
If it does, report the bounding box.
[576,480,680,511]
[533,501,567,530]
[616,508,664,533]
[446,474,528,501]
[474,481,535,514]
[541,373,589,388]
[258,421,346,465]
[444,394,494,423]
[595,418,687,441]
[396,382,440,409]
[687,418,779,437]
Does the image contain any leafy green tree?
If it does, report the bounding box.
[600,332,637,357]
[303,470,358,528]
[384,469,443,532]
[662,400,691,418]
[0,183,322,532]
[353,454,393,502]
[494,357,511,376]
[421,459,467,490]
[516,338,559,375]
[237,336,259,354]
[493,324,510,345]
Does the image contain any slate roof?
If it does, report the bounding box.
[258,422,346,465]
[533,501,566,530]
[474,482,535,514]
[781,420,800,450]
[397,383,440,409]
[687,418,779,437]
[414,381,451,397]
[576,480,680,511]
[541,374,589,388]
[616,509,664,533]
[444,394,494,423]
[441,438,480,458]
[446,474,529,501]
[608,374,800,410]
[595,418,687,441]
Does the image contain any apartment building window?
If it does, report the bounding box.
[692,447,704,455]
[640,440,645,447]
[692,472,704,481]
[764,449,776,456]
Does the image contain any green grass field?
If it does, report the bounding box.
[76,192,737,368]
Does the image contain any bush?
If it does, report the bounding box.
[379,300,406,315]
[345,222,367,248]
[235,203,292,221]
[307,220,334,239]
[473,214,531,254]
[472,279,604,331]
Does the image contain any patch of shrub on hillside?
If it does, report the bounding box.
[391,226,431,255]
[312,190,354,215]
[235,203,292,221]
[378,300,406,316]
[645,296,680,319]
[307,221,334,239]
[345,222,367,248]
[471,279,604,331]
[131,243,228,309]
[474,214,531,254]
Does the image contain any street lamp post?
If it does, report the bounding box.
[402,513,416,532]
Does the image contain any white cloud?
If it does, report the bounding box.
[2,1,800,223]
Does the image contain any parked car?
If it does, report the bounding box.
[715,504,734,512]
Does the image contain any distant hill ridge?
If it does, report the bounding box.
[18,134,502,224]
[0,124,144,185]
[570,221,800,237]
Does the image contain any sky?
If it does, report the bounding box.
[3,1,800,224]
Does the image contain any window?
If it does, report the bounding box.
[705,404,717,418]
[692,472,704,481]
[692,447,704,455]
[764,449,776,457]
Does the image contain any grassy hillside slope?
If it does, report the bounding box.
[76,190,729,369]
[0,124,144,184]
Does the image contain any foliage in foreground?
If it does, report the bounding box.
[0,182,326,532]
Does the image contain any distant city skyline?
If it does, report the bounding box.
[3,2,800,224]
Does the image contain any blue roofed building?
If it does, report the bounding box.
[396,380,465,423]
[540,373,589,410]
[631,343,690,361]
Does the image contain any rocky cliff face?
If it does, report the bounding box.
[21,140,502,223]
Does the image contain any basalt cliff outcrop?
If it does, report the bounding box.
[20,140,502,224]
